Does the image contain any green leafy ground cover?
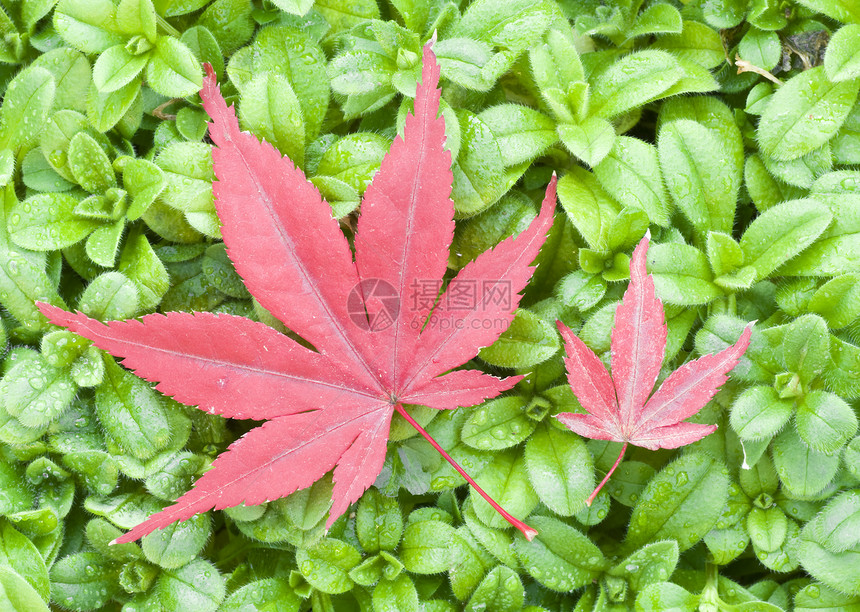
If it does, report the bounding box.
[0,0,859,610]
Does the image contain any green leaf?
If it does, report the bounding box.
[647,242,722,306]
[62,451,118,496]
[635,582,698,611]
[795,583,860,611]
[316,133,389,196]
[471,450,539,530]
[758,67,860,162]
[31,48,92,114]
[594,136,670,227]
[653,20,724,69]
[798,524,860,596]
[794,0,860,24]
[198,0,254,56]
[557,166,620,250]
[707,231,744,277]
[524,422,593,516]
[315,0,380,33]
[155,558,225,612]
[92,44,148,93]
[609,540,679,591]
[529,28,584,94]
[627,3,683,39]
[808,274,860,328]
[556,270,605,312]
[96,357,171,460]
[739,28,781,71]
[3,353,76,428]
[327,46,396,117]
[658,119,739,240]
[401,520,457,574]
[87,78,141,133]
[782,314,830,388]
[452,0,557,70]
[448,529,493,600]
[591,50,680,118]
[772,428,840,497]
[513,515,605,592]
[731,386,793,441]
[452,110,506,217]
[145,451,205,501]
[267,0,313,15]
[296,538,362,595]
[142,514,209,569]
[607,460,657,508]
[155,142,217,236]
[833,103,860,165]
[221,578,300,612]
[463,506,518,569]
[747,506,788,552]
[145,36,202,98]
[557,116,615,167]
[450,191,536,268]
[374,574,420,611]
[479,309,559,369]
[434,37,494,92]
[761,145,832,190]
[117,0,157,41]
[705,522,750,565]
[825,25,860,82]
[123,158,165,220]
[626,451,730,552]
[68,132,116,194]
[658,57,719,99]
[53,0,124,54]
[0,567,50,612]
[478,105,557,167]
[461,396,534,451]
[78,271,140,321]
[744,154,806,213]
[50,552,118,610]
[465,565,524,612]
[809,490,860,553]
[796,391,857,453]
[224,27,325,140]
[240,72,305,167]
[824,336,860,400]
[0,454,33,514]
[0,521,50,601]
[0,66,55,154]
[356,488,403,554]
[200,243,249,300]
[740,198,832,282]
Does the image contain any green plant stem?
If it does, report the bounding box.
[393,402,538,541]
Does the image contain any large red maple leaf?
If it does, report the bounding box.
[39,44,555,543]
[556,234,752,504]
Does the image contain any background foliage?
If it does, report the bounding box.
[0,0,858,610]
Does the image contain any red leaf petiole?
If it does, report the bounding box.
[585,441,628,506]
[393,403,538,541]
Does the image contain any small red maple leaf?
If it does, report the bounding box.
[556,234,752,505]
[38,43,556,543]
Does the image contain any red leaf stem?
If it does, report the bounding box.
[393,403,537,541]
